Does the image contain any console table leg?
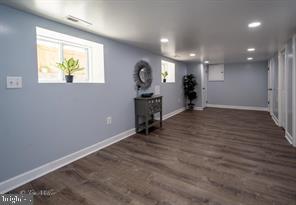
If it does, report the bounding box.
[160,111,163,128]
[135,115,139,133]
[145,116,149,135]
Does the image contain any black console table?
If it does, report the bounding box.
[134,96,162,135]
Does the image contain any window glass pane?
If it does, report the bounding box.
[36,27,105,83]
[161,60,175,83]
[63,45,88,82]
[37,40,61,82]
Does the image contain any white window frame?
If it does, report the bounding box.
[36,27,104,83]
[161,60,175,83]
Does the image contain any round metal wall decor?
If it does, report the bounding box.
[134,60,152,90]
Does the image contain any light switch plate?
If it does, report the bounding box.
[106,116,112,125]
[7,76,22,89]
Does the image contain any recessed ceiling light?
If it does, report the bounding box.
[247,48,256,52]
[189,53,196,57]
[248,21,261,28]
[247,57,253,61]
[204,61,210,64]
[160,38,169,43]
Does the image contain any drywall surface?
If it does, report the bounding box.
[0,5,186,182]
[207,61,268,107]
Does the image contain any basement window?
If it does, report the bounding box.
[161,60,175,83]
[36,27,104,83]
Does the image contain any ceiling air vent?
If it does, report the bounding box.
[66,15,92,26]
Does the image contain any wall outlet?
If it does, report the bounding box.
[106,116,112,125]
[7,76,22,89]
[155,85,160,95]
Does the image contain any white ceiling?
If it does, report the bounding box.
[2,0,296,63]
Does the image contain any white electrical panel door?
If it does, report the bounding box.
[208,64,224,81]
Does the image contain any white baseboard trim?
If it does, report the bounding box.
[285,132,293,145]
[162,107,186,120]
[0,128,135,194]
[271,113,279,126]
[0,107,186,194]
[206,104,268,111]
[271,114,294,146]
[194,107,204,111]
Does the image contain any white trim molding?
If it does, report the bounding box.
[0,129,135,194]
[0,107,186,194]
[285,132,293,145]
[194,107,204,111]
[292,34,296,147]
[206,104,268,111]
[162,107,186,120]
[271,113,279,126]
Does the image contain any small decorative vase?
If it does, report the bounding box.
[163,79,166,83]
[65,75,74,83]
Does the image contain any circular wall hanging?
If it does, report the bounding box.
[134,60,152,90]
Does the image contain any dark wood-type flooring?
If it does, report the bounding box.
[11,108,296,205]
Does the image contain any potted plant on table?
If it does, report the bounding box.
[161,71,168,83]
[183,74,197,110]
[57,58,84,83]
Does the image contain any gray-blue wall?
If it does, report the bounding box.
[207,61,268,107]
[0,5,186,182]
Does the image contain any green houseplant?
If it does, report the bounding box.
[183,74,197,110]
[57,58,84,83]
[161,71,168,83]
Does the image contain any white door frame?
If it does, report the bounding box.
[293,35,296,147]
[268,60,274,114]
[284,44,293,144]
[278,48,287,129]
[201,63,208,108]
[270,56,280,124]
[276,37,296,147]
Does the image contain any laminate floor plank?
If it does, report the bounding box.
[10,108,296,205]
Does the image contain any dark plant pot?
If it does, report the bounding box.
[188,103,195,110]
[163,79,166,83]
[65,75,74,83]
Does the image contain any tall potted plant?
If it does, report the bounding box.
[57,58,84,83]
[183,74,197,110]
